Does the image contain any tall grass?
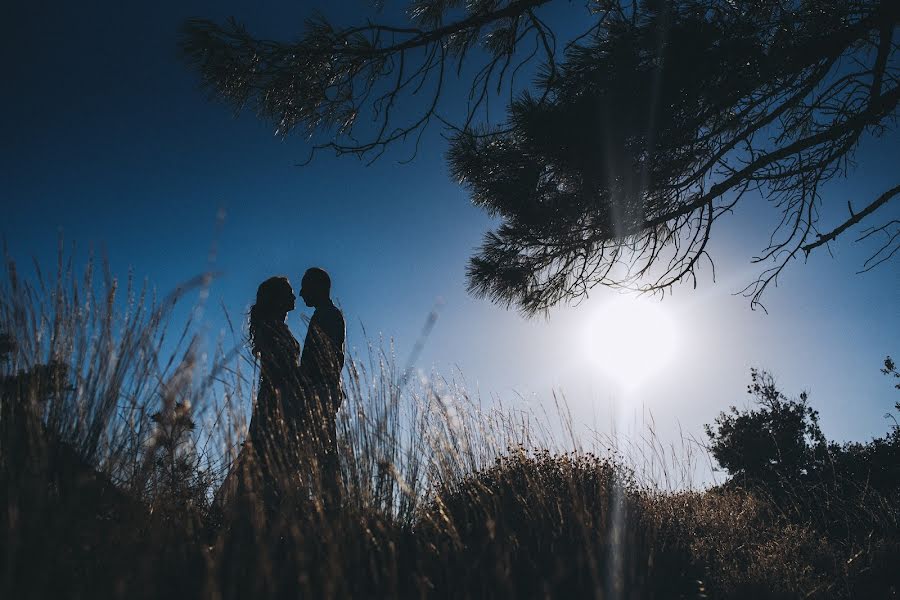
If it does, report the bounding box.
[1,249,896,599]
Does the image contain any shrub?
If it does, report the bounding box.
[2,249,898,599]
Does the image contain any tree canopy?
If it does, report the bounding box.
[182,0,899,315]
[705,361,900,505]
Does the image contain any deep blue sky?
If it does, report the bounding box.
[3,1,898,484]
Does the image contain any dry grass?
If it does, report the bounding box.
[1,251,896,599]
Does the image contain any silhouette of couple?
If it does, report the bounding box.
[243,267,345,515]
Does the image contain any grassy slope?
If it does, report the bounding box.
[1,257,897,599]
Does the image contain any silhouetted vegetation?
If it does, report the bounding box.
[182,1,899,314]
[706,363,900,501]
[2,253,897,598]
[706,368,830,493]
[704,365,900,595]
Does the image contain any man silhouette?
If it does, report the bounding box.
[298,267,345,509]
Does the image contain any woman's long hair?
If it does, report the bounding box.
[248,276,292,356]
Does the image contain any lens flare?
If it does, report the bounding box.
[585,296,678,392]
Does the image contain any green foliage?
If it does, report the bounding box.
[4,252,899,598]
[182,1,898,314]
[449,0,899,314]
[882,355,900,389]
[706,363,900,500]
[704,368,827,491]
[180,0,554,160]
[704,361,900,588]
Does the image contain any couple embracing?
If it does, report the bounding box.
[242,267,345,515]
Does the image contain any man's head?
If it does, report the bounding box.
[300,267,331,308]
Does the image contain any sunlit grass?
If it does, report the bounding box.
[1,249,896,599]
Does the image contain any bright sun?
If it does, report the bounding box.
[585,296,679,392]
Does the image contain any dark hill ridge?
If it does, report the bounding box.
[2,355,898,598]
[2,364,203,599]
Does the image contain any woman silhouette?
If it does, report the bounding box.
[246,276,301,506]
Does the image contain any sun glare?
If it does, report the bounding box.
[585,296,679,391]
